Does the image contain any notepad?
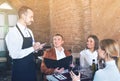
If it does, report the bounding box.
[44,55,73,69]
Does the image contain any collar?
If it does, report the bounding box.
[54,47,64,52]
[86,48,97,53]
[17,22,28,31]
[106,60,115,65]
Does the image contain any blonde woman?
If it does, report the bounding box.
[94,39,120,81]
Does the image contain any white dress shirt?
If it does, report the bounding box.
[80,49,98,68]
[55,47,66,60]
[93,60,120,81]
[5,23,35,59]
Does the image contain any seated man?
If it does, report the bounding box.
[41,34,73,81]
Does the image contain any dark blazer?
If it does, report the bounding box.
[41,48,72,75]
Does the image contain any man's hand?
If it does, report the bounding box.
[33,42,46,51]
[39,43,46,49]
[33,42,41,51]
[54,67,65,74]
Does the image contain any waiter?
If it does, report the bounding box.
[5,6,43,81]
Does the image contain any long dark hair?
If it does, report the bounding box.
[86,35,99,51]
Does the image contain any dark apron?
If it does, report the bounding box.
[12,25,37,81]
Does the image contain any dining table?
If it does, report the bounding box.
[46,68,93,81]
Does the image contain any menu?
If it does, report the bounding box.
[44,55,73,69]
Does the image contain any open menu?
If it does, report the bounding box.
[44,55,73,69]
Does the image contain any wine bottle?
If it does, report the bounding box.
[91,59,96,79]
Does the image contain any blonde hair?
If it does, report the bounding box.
[100,39,120,71]
[117,57,120,71]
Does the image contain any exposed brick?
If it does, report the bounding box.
[6,0,120,58]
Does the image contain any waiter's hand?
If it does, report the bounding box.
[39,43,46,49]
[33,42,41,51]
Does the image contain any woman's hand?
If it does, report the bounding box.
[70,71,81,81]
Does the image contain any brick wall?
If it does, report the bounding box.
[6,0,120,57]
[9,0,50,43]
[49,0,87,53]
[6,0,96,58]
[91,0,120,41]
